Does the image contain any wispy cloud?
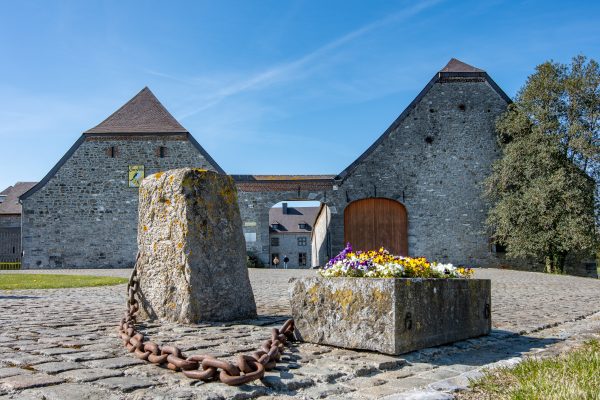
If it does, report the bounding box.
[149,0,443,119]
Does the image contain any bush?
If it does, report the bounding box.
[246,252,264,268]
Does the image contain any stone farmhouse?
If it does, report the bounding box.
[17,59,597,277]
[268,203,320,268]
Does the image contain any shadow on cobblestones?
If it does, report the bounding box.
[404,329,561,368]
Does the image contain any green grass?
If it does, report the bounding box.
[0,274,128,290]
[462,339,600,400]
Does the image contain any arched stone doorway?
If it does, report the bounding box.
[344,198,408,255]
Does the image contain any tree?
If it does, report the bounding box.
[486,56,599,274]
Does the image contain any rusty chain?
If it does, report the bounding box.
[117,257,296,386]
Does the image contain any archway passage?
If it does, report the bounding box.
[344,198,408,256]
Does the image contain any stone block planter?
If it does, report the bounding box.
[289,277,491,355]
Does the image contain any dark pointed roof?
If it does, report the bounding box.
[269,206,321,234]
[85,87,187,134]
[440,58,484,73]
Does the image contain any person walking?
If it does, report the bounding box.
[283,255,289,269]
[272,256,280,268]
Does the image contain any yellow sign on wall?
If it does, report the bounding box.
[128,165,145,187]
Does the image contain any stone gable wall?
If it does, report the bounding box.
[334,79,508,266]
[21,135,217,268]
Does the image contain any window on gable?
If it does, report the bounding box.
[107,146,118,158]
[157,146,167,158]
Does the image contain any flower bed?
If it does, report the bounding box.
[319,243,473,279]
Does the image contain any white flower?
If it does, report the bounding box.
[431,262,456,275]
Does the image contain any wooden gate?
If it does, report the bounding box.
[344,198,408,256]
[0,227,21,269]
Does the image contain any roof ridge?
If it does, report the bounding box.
[84,87,188,134]
[440,58,484,73]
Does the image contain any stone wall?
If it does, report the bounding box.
[21,134,217,268]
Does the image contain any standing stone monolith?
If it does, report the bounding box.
[136,168,257,322]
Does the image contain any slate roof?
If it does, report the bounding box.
[0,182,38,215]
[85,87,188,134]
[233,175,335,192]
[234,175,336,181]
[269,206,321,234]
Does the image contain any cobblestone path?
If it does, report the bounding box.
[1,268,599,399]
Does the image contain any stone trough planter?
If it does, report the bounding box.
[289,277,491,355]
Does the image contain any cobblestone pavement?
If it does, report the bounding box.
[0,268,599,399]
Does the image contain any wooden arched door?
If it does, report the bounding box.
[344,198,408,256]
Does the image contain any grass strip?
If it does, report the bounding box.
[0,274,128,289]
[462,339,600,400]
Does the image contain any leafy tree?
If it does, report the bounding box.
[486,56,599,273]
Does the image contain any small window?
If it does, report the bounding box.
[271,237,279,247]
[298,223,309,230]
[298,252,307,267]
[270,223,280,230]
[107,146,118,158]
[157,146,167,158]
[297,237,307,246]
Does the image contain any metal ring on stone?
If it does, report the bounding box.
[220,360,264,386]
[148,353,168,364]
[161,345,182,358]
[134,349,151,360]
[202,358,241,377]
[183,367,218,380]
[167,354,199,371]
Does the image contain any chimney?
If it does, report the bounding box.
[282,202,288,215]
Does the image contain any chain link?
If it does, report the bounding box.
[117,254,296,386]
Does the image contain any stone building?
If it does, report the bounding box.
[0,182,37,264]
[233,59,595,277]
[268,203,320,268]
[20,88,223,268]
[18,59,597,277]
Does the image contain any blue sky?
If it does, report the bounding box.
[1,0,599,190]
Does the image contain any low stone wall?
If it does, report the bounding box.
[290,277,491,355]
